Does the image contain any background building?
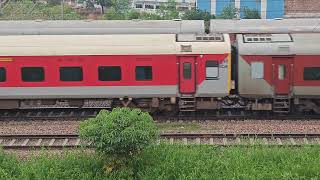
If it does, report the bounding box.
[197,0,284,19]
[285,0,320,18]
[131,0,196,12]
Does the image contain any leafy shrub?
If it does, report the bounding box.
[79,108,159,175]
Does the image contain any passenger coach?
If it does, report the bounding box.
[0,20,231,113]
[237,33,320,113]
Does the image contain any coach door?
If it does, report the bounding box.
[179,57,196,94]
[272,57,293,94]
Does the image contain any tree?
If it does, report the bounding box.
[111,0,129,13]
[182,9,215,33]
[96,0,129,15]
[47,0,61,6]
[126,10,162,20]
[219,4,260,19]
[95,0,112,14]
[156,0,179,19]
[79,108,159,175]
[243,7,261,19]
[218,4,238,19]
[182,9,215,21]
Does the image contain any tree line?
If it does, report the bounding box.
[0,0,260,20]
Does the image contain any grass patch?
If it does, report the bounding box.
[157,123,201,132]
[0,150,106,179]
[1,145,320,179]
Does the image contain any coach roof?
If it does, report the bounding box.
[237,33,320,55]
[0,34,230,56]
[210,19,320,34]
[0,20,205,35]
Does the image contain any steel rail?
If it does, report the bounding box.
[1,109,320,121]
[1,133,320,150]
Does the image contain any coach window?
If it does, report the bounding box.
[98,66,121,81]
[206,61,219,79]
[0,68,6,82]
[183,63,192,79]
[278,65,286,80]
[60,67,83,81]
[22,67,44,82]
[304,67,320,80]
[251,62,264,79]
[136,66,152,81]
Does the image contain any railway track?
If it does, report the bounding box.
[0,109,320,121]
[0,109,99,120]
[1,133,320,150]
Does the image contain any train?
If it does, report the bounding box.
[0,19,319,114]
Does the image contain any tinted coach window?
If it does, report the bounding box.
[136,66,152,81]
[0,67,6,82]
[304,67,320,80]
[98,66,121,81]
[60,67,83,81]
[22,67,44,82]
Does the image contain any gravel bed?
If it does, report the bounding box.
[1,119,320,135]
[195,120,320,134]
[0,120,80,135]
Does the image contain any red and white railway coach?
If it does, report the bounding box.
[0,21,231,112]
[237,33,320,113]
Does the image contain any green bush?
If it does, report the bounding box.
[79,108,159,175]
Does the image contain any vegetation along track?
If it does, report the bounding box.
[1,133,320,150]
[1,109,320,121]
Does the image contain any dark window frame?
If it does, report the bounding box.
[21,67,45,82]
[135,66,153,81]
[60,67,83,82]
[304,67,320,81]
[98,66,122,81]
[135,4,143,8]
[0,67,6,82]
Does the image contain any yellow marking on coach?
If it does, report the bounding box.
[227,53,232,92]
[0,58,13,62]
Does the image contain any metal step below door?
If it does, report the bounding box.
[273,94,291,113]
[179,94,196,112]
